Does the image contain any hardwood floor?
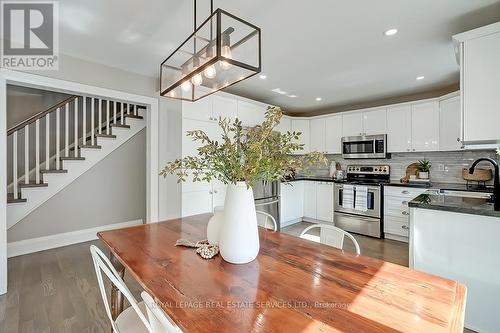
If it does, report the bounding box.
[0,222,474,332]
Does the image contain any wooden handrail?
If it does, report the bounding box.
[7,95,79,136]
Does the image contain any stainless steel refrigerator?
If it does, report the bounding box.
[252,180,281,230]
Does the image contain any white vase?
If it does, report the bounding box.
[218,181,260,264]
[419,171,429,179]
[207,206,224,245]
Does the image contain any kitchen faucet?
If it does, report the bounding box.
[469,158,500,211]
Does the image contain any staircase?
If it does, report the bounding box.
[6,94,146,228]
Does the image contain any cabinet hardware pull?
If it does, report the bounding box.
[402,211,409,216]
[402,225,409,229]
[214,190,218,194]
[457,138,461,142]
[402,201,408,205]
[402,190,409,194]
[209,191,213,194]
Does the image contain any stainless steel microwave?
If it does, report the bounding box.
[341,134,388,159]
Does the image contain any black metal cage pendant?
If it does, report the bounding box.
[160,3,261,101]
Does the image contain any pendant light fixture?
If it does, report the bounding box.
[160,0,262,101]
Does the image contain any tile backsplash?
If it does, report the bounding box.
[303,150,499,184]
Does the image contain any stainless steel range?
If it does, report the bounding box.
[334,165,390,238]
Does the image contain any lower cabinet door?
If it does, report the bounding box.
[182,190,213,217]
[303,181,317,219]
[316,183,334,222]
[212,185,227,208]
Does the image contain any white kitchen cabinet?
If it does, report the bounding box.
[182,190,213,217]
[384,186,427,242]
[291,119,310,153]
[237,100,266,127]
[387,105,412,152]
[182,118,219,157]
[363,108,387,135]
[182,97,213,121]
[303,181,317,219]
[316,182,334,222]
[439,96,462,151]
[411,101,439,151]
[342,112,364,137]
[275,116,291,134]
[213,95,238,121]
[280,181,304,226]
[324,115,342,154]
[454,24,500,144]
[310,118,326,153]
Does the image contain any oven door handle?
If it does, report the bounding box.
[255,197,280,207]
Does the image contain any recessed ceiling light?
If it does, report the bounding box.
[315,97,322,101]
[272,88,288,95]
[287,94,297,98]
[384,28,398,36]
[259,75,267,79]
[416,76,425,81]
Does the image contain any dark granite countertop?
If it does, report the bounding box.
[409,191,500,218]
[284,176,336,182]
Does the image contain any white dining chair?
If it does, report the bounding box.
[299,224,361,255]
[90,245,151,333]
[141,292,183,333]
[256,210,277,231]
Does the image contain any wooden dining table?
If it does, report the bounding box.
[97,214,466,333]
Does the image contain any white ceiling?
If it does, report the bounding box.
[58,0,500,113]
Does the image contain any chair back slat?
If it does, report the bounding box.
[141,291,181,333]
[299,224,361,255]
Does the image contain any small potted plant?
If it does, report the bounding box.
[160,106,326,264]
[418,159,431,179]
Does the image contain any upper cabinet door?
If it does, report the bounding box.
[363,108,387,135]
[439,96,462,151]
[275,116,291,135]
[387,105,412,153]
[462,31,500,143]
[411,101,439,152]
[310,118,326,153]
[342,112,364,137]
[325,115,342,154]
[182,118,219,158]
[212,95,237,121]
[182,97,213,121]
[291,119,310,153]
[237,100,266,127]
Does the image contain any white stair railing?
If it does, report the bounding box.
[6,94,144,201]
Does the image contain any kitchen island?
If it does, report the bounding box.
[409,191,500,332]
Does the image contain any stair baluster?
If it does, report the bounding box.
[106,100,110,135]
[121,102,124,125]
[35,119,40,184]
[56,107,60,170]
[45,114,50,170]
[24,124,29,185]
[13,132,18,198]
[91,97,95,145]
[74,97,79,157]
[82,96,86,148]
[64,102,69,157]
[113,100,117,124]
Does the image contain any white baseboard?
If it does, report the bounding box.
[7,219,143,258]
[281,218,303,228]
[384,233,408,243]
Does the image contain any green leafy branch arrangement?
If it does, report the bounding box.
[160,106,327,187]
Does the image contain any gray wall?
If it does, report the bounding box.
[17,53,157,97]
[305,150,499,184]
[8,129,146,242]
[158,97,182,220]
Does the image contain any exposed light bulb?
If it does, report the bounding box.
[192,73,203,86]
[204,65,217,79]
[181,80,191,92]
[220,45,232,69]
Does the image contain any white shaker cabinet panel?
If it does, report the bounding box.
[280,182,304,225]
[182,118,219,158]
[324,115,342,154]
[275,116,291,135]
[182,97,213,121]
[342,112,364,137]
[363,108,387,135]
[461,31,500,143]
[439,96,462,151]
[411,101,439,152]
[212,95,238,121]
[310,118,326,153]
[182,190,213,217]
[387,105,412,153]
[291,119,310,153]
[237,100,266,127]
[316,182,334,222]
[303,181,317,219]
